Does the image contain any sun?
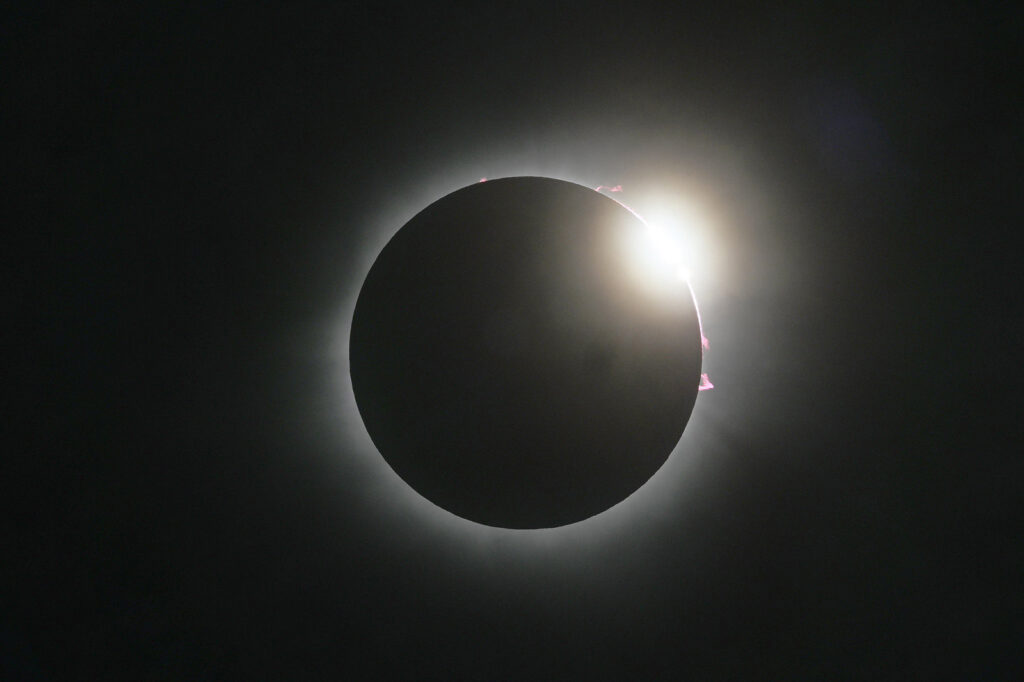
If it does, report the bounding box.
[600,186,714,391]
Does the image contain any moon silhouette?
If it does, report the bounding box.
[350,177,703,528]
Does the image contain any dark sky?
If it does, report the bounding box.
[6,3,1021,679]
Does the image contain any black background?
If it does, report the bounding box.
[6,3,1021,679]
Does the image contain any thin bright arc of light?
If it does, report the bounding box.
[327,172,720,543]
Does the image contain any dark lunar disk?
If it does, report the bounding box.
[350,177,703,528]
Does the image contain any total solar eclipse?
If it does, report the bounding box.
[350,177,704,528]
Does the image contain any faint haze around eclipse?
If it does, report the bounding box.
[5,3,1020,679]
